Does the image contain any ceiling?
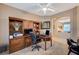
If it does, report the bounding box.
[4,3,79,16]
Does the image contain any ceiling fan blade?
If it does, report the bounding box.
[47,8,55,12]
[36,8,42,12]
[39,3,44,8]
[39,3,49,8]
[38,3,55,15]
[46,3,51,7]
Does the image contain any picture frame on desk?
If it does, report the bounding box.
[41,21,50,29]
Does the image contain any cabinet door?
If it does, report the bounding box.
[25,37,32,46]
[28,21,33,29]
[23,21,29,29]
[23,21,33,29]
[9,37,24,53]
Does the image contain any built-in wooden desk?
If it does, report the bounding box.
[24,35,32,47]
[9,35,32,53]
[9,34,52,53]
[9,36,25,53]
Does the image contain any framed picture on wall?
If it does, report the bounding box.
[41,21,50,29]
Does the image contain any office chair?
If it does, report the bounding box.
[67,39,79,55]
[30,32,41,51]
[45,30,50,35]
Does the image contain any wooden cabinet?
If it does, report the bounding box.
[9,36,25,53]
[9,17,23,34]
[23,21,33,29]
[29,21,33,29]
[23,21,29,29]
[9,17,40,53]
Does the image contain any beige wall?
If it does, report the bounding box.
[40,16,52,35]
[74,6,79,40]
[1,3,79,46]
[51,7,77,44]
[0,4,40,45]
[39,7,78,44]
[77,7,79,38]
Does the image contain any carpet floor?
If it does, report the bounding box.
[11,41,69,55]
[0,38,76,55]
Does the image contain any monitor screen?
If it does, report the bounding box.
[24,29,32,35]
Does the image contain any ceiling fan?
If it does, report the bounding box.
[39,3,55,15]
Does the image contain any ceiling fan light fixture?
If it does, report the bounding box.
[42,7,47,11]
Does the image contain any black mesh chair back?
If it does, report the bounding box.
[67,39,79,55]
[30,32,37,44]
[29,32,41,51]
[45,30,50,35]
[67,39,72,46]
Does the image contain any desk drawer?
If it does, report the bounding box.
[24,37,32,47]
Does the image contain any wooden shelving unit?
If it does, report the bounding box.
[9,17,40,53]
[33,22,40,34]
[9,17,24,53]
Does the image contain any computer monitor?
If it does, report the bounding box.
[24,29,33,35]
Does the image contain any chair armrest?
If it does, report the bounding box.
[71,40,77,43]
[72,42,77,46]
[72,41,77,43]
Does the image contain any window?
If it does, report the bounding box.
[57,16,71,32]
[64,23,70,32]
